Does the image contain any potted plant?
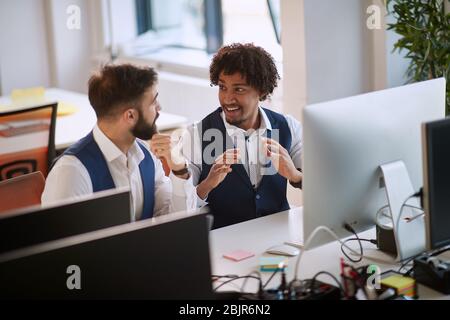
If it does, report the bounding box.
[386,0,449,115]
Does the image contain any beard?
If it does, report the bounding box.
[222,105,248,127]
[226,116,246,127]
[131,109,159,140]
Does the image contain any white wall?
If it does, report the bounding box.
[280,0,307,122]
[0,0,99,95]
[303,0,372,105]
[45,0,94,93]
[280,0,307,207]
[0,0,51,95]
[107,0,137,50]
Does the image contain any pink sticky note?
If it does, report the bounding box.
[223,250,255,262]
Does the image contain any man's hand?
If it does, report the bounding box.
[150,134,186,171]
[197,149,240,200]
[262,138,302,183]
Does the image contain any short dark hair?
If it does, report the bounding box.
[88,64,158,119]
[209,43,280,101]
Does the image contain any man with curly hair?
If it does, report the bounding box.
[182,43,303,228]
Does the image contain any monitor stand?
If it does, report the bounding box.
[379,161,425,261]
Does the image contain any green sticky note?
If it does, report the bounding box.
[259,257,288,272]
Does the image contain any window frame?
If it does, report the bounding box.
[135,0,153,35]
[134,0,223,53]
[267,0,281,44]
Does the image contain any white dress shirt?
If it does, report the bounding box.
[42,125,197,221]
[181,107,303,206]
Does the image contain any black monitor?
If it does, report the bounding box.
[423,118,450,250]
[0,189,131,254]
[0,211,213,300]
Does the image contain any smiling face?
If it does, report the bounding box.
[218,72,262,131]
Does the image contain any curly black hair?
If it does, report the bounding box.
[210,43,280,101]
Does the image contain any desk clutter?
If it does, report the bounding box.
[216,248,450,301]
[215,263,419,300]
[215,243,450,300]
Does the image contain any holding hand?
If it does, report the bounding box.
[197,149,241,200]
[262,138,302,183]
[150,134,186,172]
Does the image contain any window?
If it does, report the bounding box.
[267,0,281,44]
[108,0,282,70]
[221,0,281,61]
[134,0,222,53]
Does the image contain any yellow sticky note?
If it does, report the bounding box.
[56,102,78,116]
[11,87,46,105]
[381,275,415,290]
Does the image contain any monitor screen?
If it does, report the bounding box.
[302,78,446,249]
[0,188,131,254]
[423,117,450,250]
[0,211,213,300]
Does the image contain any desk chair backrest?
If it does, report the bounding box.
[0,103,57,181]
[0,171,45,214]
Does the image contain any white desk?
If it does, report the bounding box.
[0,88,188,150]
[209,207,449,299]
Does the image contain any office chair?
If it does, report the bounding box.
[0,171,45,214]
[0,103,57,181]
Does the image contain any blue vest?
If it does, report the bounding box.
[199,108,292,228]
[61,132,155,220]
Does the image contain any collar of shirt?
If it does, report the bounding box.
[221,106,272,140]
[93,125,145,169]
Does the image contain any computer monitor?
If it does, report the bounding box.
[422,117,450,250]
[0,188,131,254]
[0,210,213,300]
[303,78,446,250]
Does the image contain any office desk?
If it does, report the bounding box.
[209,207,449,299]
[0,88,188,150]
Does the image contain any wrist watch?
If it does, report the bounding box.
[172,161,189,176]
[289,168,303,189]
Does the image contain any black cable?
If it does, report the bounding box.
[212,274,239,280]
[310,271,345,295]
[342,238,378,246]
[263,268,281,289]
[213,275,260,292]
[240,271,262,292]
[403,266,414,277]
[340,238,378,263]
[397,252,424,275]
[341,224,365,263]
[429,244,450,258]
